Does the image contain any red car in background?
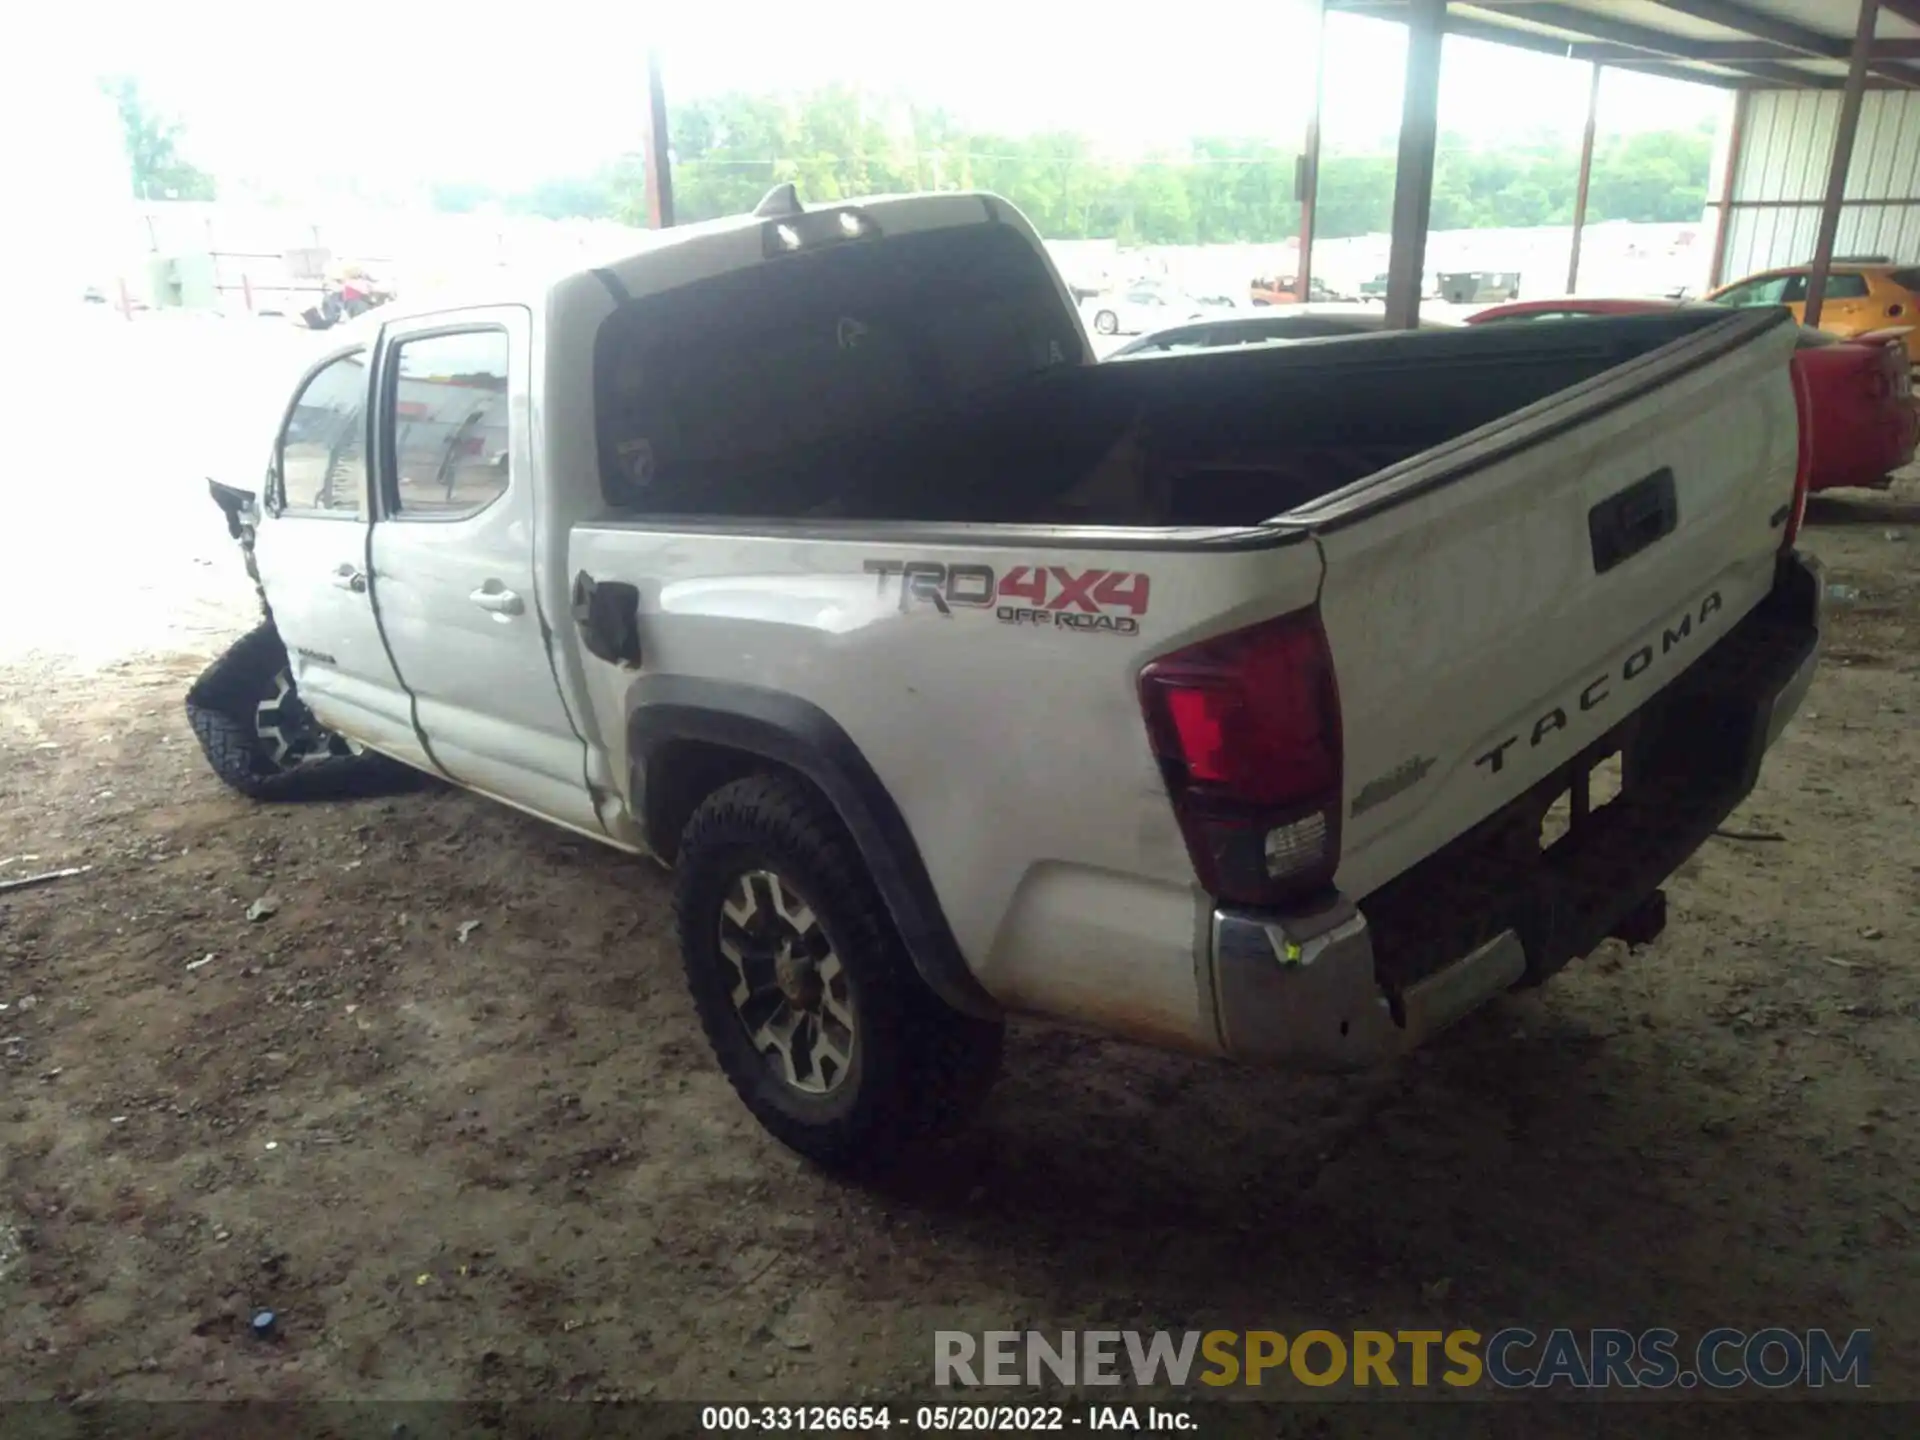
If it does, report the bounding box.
[1468,297,1917,492]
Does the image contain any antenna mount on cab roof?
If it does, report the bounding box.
[754,184,803,218]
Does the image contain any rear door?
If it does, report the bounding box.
[252,346,431,769]
[367,307,599,834]
[1292,309,1803,900]
[1784,271,1877,337]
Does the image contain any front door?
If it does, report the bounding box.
[252,346,431,770]
[366,308,598,835]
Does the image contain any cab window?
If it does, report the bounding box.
[383,328,512,520]
[278,351,369,515]
[1716,275,1791,307]
[1781,273,1870,304]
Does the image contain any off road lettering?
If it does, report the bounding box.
[864,559,1151,634]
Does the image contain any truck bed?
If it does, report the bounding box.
[649,309,1749,529]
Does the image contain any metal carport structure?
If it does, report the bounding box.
[632,2,1920,332]
[1310,0,1920,327]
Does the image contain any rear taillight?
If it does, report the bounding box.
[1139,608,1343,908]
[1784,358,1814,551]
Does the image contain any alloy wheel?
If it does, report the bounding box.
[718,869,856,1095]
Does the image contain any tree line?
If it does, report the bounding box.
[497,86,1716,243]
[104,76,1715,242]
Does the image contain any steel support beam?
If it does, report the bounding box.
[1707,88,1749,290]
[1566,63,1602,295]
[1654,0,1920,87]
[1578,37,1920,63]
[1336,6,1745,88]
[1806,0,1880,329]
[643,50,675,229]
[1497,3,1832,86]
[1385,0,1444,329]
[1334,0,1920,85]
[1296,0,1329,301]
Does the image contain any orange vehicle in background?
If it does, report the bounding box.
[1250,275,1337,305]
[1706,258,1920,370]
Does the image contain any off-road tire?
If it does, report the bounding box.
[674,773,1004,1172]
[184,624,421,801]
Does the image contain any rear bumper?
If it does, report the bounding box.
[1210,900,1526,1070]
[1811,399,1918,491]
[1208,549,1824,1071]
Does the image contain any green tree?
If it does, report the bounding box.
[1588,128,1713,223]
[100,76,217,201]
[445,86,1717,245]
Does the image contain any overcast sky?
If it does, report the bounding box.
[32,0,1727,201]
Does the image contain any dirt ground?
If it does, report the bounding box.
[1,383,1916,1417]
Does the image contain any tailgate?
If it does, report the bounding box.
[1292,309,1802,900]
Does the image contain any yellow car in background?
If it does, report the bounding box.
[1707,259,1920,369]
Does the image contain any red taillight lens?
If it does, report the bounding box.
[1139,609,1343,907]
[1785,358,1814,551]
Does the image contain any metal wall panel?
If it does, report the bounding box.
[1721,89,1920,276]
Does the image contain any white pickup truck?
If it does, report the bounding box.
[190,186,1824,1170]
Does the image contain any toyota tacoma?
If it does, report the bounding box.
[188,186,1824,1168]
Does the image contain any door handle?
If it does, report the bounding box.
[331,563,367,593]
[470,582,525,617]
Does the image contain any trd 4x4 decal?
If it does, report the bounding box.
[863,560,1151,636]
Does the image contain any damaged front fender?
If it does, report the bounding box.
[208,479,272,624]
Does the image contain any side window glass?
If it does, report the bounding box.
[388,329,512,520]
[1720,277,1790,307]
[279,351,368,514]
[1824,274,1870,299]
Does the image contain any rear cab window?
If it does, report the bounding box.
[593,220,1082,518]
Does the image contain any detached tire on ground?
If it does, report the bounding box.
[674,773,1004,1172]
[185,624,420,802]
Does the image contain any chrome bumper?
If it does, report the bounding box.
[1210,901,1525,1071]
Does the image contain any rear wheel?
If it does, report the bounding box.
[674,773,1003,1171]
[185,624,421,801]
[1093,309,1119,335]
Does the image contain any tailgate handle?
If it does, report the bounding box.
[1589,467,1678,575]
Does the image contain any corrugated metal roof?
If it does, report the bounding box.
[1333,1,1920,91]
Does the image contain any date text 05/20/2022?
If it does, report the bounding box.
[701,1405,1192,1431]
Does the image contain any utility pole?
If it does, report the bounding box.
[1805,0,1878,328]
[1383,0,1444,330]
[643,48,675,228]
